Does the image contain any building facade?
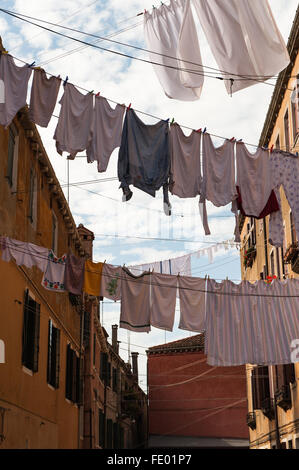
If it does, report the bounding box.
[0,70,88,447]
[240,7,299,449]
[147,335,249,448]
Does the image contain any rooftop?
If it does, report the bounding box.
[147,333,205,355]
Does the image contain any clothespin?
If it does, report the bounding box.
[196,128,202,133]
[203,127,207,133]
[230,137,235,142]
[164,118,169,123]
[127,103,132,110]
[237,139,243,142]
[89,90,94,94]
[170,118,175,125]
[63,76,69,87]
[270,145,274,153]
[1,50,8,55]
[96,92,100,97]
[229,78,234,97]
[28,61,35,68]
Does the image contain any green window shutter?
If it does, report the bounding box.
[55,328,60,388]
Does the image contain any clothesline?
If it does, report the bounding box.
[1,237,298,298]
[2,50,294,154]
[0,7,286,85]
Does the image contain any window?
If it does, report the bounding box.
[284,109,290,151]
[290,211,297,244]
[51,212,58,254]
[270,251,275,276]
[47,320,60,388]
[291,89,298,143]
[295,437,299,449]
[98,409,105,448]
[288,440,293,449]
[22,290,40,372]
[65,344,80,403]
[276,248,281,279]
[6,123,19,190]
[251,366,271,410]
[113,422,119,448]
[106,419,113,448]
[275,133,280,149]
[28,169,37,226]
[100,352,111,386]
[112,368,118,392]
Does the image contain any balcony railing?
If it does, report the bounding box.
[246,412,256,430]
[261,397,275,420]
[243,246,257,269]
[284,243,298,264]
[275,385,292,412]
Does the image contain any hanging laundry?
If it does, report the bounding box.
[53,82,93,159]
[1,237,49,272]
[144,0,204,101]
[205,278,299,366]
[119,268,151,332]
[150,273,177,331]
[269,150,299,247]
[41,250,67,292]
[192,0,289,94]
[178,276,206,333]
[236,142,279,219]
[100,263,122,301]
[64,253,85,295]
[170,253,192,276]
[118,109,171,214]
[29,68,61,128]
[83,259,103,297]
[0,53,32,128]
[87,95,125,172]
[200,133,237,236]
[169,124,202,198]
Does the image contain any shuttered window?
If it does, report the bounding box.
[22,290,40,372]
[106,419,113,448]
[47,320,60,388]
[98,409,105,448]
[100,352,108,383]
[65,344,80,403]
[251,366,271,409]
[112,368,118,392]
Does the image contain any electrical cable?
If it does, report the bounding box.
[1,240,299,298]
[0,7,288,88]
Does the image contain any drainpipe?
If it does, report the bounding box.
[78,296,85,449]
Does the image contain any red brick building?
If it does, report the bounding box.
[147,334,249,448]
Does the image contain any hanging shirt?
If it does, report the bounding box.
[100,263,122,301]
[150,273,177,331]
[41,250,67,292]
[236,142,279,218]
[169,124,202,198]
[144,0,204,101]
[200,132,238,235]
[87,96,125,172]
[120,268,151,333]
[53,82,93,159]
[118,109,170,206]
[0,53,32,128]
[29,68,61,128]
[192,0,289,94]
[205,278,299,366]
[83,260,103,297]
[178,276,206,333]
[1,237,49,272]
[64,253,85,295]
[269,150,299,247]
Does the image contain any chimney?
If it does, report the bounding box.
[112,324,119,354]
[131,352,139,383]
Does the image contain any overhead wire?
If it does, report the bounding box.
[1,241,298,298]
[0,7,292,91]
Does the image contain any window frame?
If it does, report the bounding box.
[22,289,40,373]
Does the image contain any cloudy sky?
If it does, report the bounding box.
[0,0,298,391]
